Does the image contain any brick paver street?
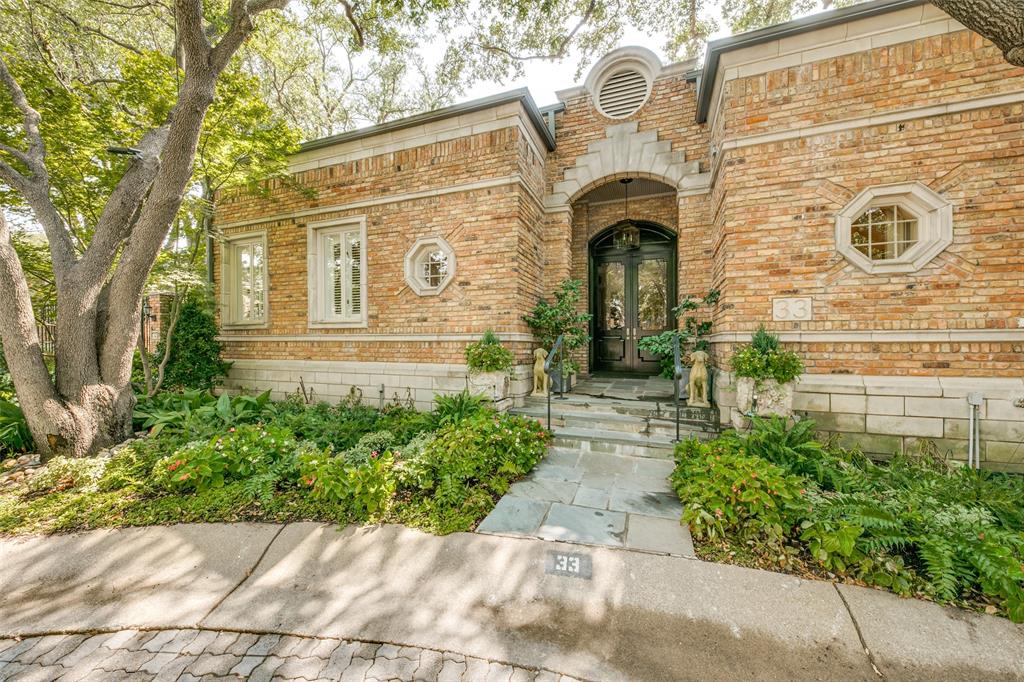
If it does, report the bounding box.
[0,629,579,682]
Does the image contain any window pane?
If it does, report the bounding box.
[251,243,264,320]
[347,231,361,316]
[329,237,344,317]
[599,261,624,330]
[235,241,264,322]
[852,203,918,262]
[851,223,869,246]
[638,258,667,331]
[421,249,448,288]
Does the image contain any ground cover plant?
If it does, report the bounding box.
[0,389,549,536]
[673,417,1024,622]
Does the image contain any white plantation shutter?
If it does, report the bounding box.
[346,230,362,317]
[317,225,365,322]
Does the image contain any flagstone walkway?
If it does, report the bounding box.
[476,448,693,557]
[0,629,571,682]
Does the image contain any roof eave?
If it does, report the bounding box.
[298,88,556,153]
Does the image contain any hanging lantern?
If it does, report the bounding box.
[613,178,640,249]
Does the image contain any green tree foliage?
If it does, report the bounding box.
[156,297,231,391]
[522,279,592,375]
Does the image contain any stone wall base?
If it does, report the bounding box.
[221,359,532,412]
[713,371,1024,473]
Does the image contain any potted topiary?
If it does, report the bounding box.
[730,326,804,429]
[464,330,515,401]
[522,279,592,393]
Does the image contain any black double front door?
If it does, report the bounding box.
[592,240,676,374]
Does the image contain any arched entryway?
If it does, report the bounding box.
[589,221,677,374]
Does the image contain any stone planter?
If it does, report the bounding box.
[732,377,795,430]
[550,371,574,394]
[467,370,510,402]
[674,367,691,400]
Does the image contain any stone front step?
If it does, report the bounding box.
[524,394,676,419]
[513,405,717,440]
[550,426,679,459]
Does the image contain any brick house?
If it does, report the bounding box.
[214,0,1024,470]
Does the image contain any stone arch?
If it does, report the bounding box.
[545,121,702,211]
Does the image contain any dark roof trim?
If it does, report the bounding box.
[695,0,927,123]
[299,88,556,153]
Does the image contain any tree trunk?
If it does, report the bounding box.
[932,0,1024,67]
[23,385,135,460]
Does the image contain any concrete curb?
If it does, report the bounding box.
[1,522,1021,681]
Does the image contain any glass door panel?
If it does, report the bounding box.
[595,259,628,369]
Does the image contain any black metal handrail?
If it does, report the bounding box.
[672,332,684,443]
[544,334,566,431]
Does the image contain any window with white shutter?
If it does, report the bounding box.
[308,218,367,327]
[222,233,268,326]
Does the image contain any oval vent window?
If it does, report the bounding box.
[598,68,649,118]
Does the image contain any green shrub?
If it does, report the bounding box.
[271,401,432,453]
[673,417,1024,622]
[522,279,592,376]
[298,449,396,519]
[672,437,807,544]
[432,390,489,428]
[728,416,866,491]
[0,399,32,454]
[154,424,303,495]
[159,297,232,390]
[402,412,550,533]
[134,389,275,435]
[730,326,804,384]
[464,330,515,373]
[343,430,395,465]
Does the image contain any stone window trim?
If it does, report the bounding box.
[221,230,269,328]
[584,46,662,121]
[835,182,953,275]
[404,236,456,296]
[307,216,368,329]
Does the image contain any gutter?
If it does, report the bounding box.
[299,88,557,153]
[695,0,928,123]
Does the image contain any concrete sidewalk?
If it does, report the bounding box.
[1,523,1021,681]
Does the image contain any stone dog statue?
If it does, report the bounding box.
[532,348,550,397]
[687,350,710,407]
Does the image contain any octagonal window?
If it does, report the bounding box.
[405,236,455,296]
[836,182,952,275]
[851,204,919,261]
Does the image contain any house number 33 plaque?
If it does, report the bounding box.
[772,297,813,322]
